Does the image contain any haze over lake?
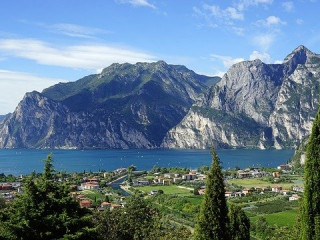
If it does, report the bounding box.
[0,149,294,175]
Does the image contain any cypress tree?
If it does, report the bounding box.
[301,107,320,239]
[194,148,229,240]
[228,203,250,240]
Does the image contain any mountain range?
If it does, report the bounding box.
[0,46,319,149]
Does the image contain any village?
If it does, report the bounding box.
[0,163,304,210]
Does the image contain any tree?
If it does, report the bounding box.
[95,195,158,240]
[0,154,95,239]
[228,203,250,240]
[194,148,229,240]
[0,196,5,210]
[301,107,320,239]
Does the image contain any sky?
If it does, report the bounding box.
[0,0,320,114]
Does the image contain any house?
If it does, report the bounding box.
[88,177,99,182]
[132,180,150,186]
[289,194,301,201]
[277,164,291,170]
[114,168,127,175]
[234,192,244,197]
[162,179,172,185]
[111,204,122,210]
[11,182,21,188]
[225,191,234,198]
[272,186,282,193]
[237,170,251,179]
[242,189,253,195]
[281,190,291,195]
[164,173,174,178]
[293,186,304,192]
[0,184,12,191]
[101,201,112,209]
[80,199,91,208]
[182,174,196,181]
[81,182,99,190]
[196,174,206,181]
[156,177,164,184]
[251,169,267,178]
[173,177,182,183]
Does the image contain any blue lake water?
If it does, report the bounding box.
[0,149,294,175]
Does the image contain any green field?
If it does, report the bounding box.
[82,190,106,202]
[265,208,298,227]
[228,177,303,190]
[250,208,298,228]
[135,185,193,196]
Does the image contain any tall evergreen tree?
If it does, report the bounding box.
[194,148,229,240]
[0,154,95,240]
[228,203,250,240]
[301,107,320,239]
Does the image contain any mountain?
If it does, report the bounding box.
[0,114,9,124]
[162,46,320,149]
[1,46,319,150]
[0,113,11,126]
[0,61,214,149]
[290,136,308,168]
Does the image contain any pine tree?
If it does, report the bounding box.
[194,148,229,240]
[301,107,320,239]
[0,154,95,239]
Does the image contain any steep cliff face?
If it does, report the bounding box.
[268,46,320,148]
[0,114,10,125]
[0,61,212,149]
[162,46,320,149]
[1,46,319,150]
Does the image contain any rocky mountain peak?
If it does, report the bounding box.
[284,45,314,64]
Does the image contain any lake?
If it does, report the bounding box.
[0,149,294,175]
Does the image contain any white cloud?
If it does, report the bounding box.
[253,33,275,51]
[210,54,245,68]
[249,50,271,63]
[274,60,283,64]
[50,23,109,38]
[237,0,273,11]
[0,38,156,70]
[0,70,67,114]
[296,18,304,25]
[266,16,286,26]
[118,0,156,9]
[282,1,294,12]
[195,0,274,35]
[19,20,109,39]
[256,16,286,27]
[204,4,244,21]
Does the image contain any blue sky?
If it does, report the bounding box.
[0,0,319,114]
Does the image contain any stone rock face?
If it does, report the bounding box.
[162,46,320,149]
[0,61,212,149]
[1,46,319,150]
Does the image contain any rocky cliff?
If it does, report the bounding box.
[0,61,213,149]
[1,46,319,150]
[162,46,320,149]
